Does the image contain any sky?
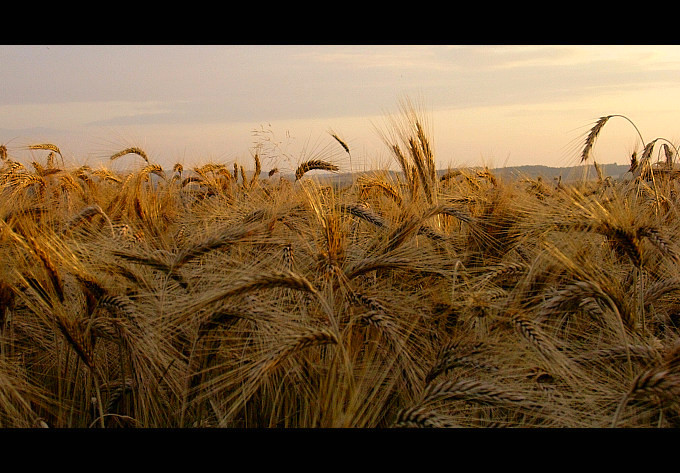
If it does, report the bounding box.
[2,44,680,173]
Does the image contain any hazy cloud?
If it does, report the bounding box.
[3,44,680,167]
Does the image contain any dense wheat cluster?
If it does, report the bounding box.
[2,108,680,428]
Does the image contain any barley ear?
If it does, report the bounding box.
[581,116,610,163]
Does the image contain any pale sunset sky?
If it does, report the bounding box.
[2,44,680,173]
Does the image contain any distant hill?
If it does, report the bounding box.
[487,163,631,182]
[318,163,632,187]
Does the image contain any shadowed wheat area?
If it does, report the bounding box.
[2,107,680,428]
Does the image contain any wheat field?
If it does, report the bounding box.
[1,107,680,428]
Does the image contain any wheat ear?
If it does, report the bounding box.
[110,147,149,164]
[420,377,527,406]
[392,405,459,428]
[295,159,339,181]
[581,116,611,163]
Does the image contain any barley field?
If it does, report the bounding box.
[2,108,680,428]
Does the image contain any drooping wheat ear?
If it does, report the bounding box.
[425,340,498,384]
[46,151,57,169]
[173,223,264,268]
[173,162,183,174]
[193,163,219,179]
[592,222,644,268]
[630,369,680,402]
[282,243,294,270]
[420,377,527,407]
[434,205,474,224]
[0,144,7,160]
[27,143,64,166]
[28,143,61,155]
[272,327,338,363]
[253,153,261,182]
[612,367,680,427]
[187,269,318,314]
[239,165,248,188]
[639,226,679,263]
[31,161,45,175]
[478,262,527,286]
[104,379,136,414]
[10,173,47,195]
[476,167,498,187]
[640,139,658,164]
[111,249,187,289]
[581,116,611,163]
[663,143,675,169]
[295,159,340,181]
[329,130,350,156]
[338,203,386,228]
[62,204,114,236]
[139,163,164,181]
[215,167,234,184]
[417,224,449,244]
[181,176,202,187]
[27,237,64,303]
[96,294,137,319]
[268,168,279,178]
[382,213,426,254]
[415,121,435,183]
[391,144,413,182]
[349,294,403,345]
[110,147,149,164]
[91,167,122,183]
[196,303,264,336]
[392,405,458,428]
[582,114,645,164]
[408,136,434,204]
[242,327,339,386]
[440,169,462,183]
[593,161,603,182]
[358,176,403,207]
[574,344,661,367]
[55,315,95,369]
[509,309,570,374]
[217,325,339,422]
[643,277,680,307]
[538,279,620,322]
[3,159,23,173]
